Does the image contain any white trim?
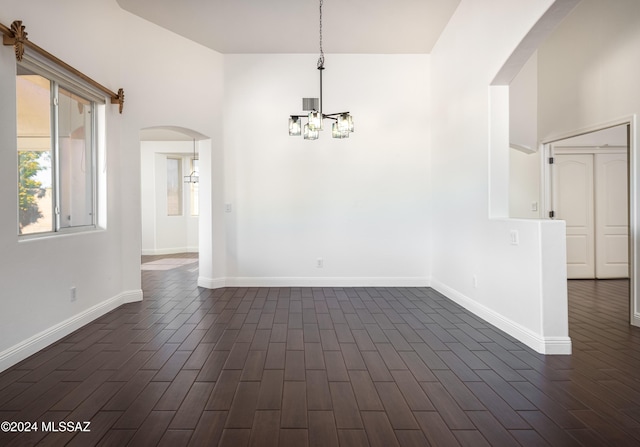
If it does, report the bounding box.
[542,337,574,355]
[629,116,639,328]
[553,146,627,155]
[541,116,636,145]
[198,276,226,289]
[430,278,572,355]
[0,289,142,373]
[542,115,638,329]
[142,247,199,256]
[510,143,537,154]
[197,276,431,289]
[228,277,431,288]
[122,289,143,304]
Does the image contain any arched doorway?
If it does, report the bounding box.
[139,126,215,287]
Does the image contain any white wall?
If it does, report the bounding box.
[510,52,542,219]
[510,149,542,218]
[222,54,431,286]
[141,141,199,255]
[0,0,224,371]
[510,53,539,154]
[538,0,640,140]
[537,0,640,324]
[430,0,571,353]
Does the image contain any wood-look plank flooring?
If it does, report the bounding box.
[1,254,639,446]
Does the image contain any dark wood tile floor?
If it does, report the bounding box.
[1,254,639,446]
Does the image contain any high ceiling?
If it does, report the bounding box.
[116,0,461,54]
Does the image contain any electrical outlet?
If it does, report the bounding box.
[70,286,77,302]
[473,275,478,288]
[510,230,519,245]
[316,258,323,268]
[225,203,232,213]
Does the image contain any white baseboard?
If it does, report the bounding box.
[122,289,143,303]
[229,277,431,287]
[197,276,430,289]
[430,279,572,355]
[0,289,143,373]
[141,247,198,255]
[541,337,574,355]
[198,276,227,289]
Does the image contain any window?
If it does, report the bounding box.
[167,157,182,216]
[17,59,101,236]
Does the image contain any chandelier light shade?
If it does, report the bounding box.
[289,0,354,140]
[332,121,349,139]
[338,113,354,132]
[289,117,302,136]
[304,123,319,140]
[308,110,322,131]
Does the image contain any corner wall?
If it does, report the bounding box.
[0,0,133,371]
[0,0,224,371]
[430,0,570,353]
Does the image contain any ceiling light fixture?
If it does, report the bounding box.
[184,139,199,183]
[288,0,354,140]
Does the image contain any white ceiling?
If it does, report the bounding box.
[116,0,460,54]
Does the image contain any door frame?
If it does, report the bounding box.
[541,115,638,327]
[552,148,628,279]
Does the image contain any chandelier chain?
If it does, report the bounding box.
[318,0,324,69]
[288,0,353,140]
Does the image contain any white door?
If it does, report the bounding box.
[595,152,629,278]
[554,154,595,278]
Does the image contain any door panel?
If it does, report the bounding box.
[554,154,595,278]
[595,153,629,278]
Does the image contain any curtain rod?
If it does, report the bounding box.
[1,20,124,113]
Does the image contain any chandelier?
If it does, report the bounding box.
[288,0,354,140]
[183,139,199,183]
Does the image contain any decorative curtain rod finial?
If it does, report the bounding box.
[2,20,28,61]
[111,88,125,114]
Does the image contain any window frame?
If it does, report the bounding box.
[17,54,105,238]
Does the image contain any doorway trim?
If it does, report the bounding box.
[541,115,638,327]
